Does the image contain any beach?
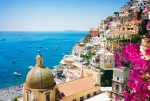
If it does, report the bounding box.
[0,84,23,101]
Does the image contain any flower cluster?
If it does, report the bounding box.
[147,21,150,30]
[146,4,150,14]
[114,41,150,101]
[140,38,150,60]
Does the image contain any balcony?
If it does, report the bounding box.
[112,79,124,84]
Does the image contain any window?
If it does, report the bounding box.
[116,84,119,90]
[27,92,29,101]
[93,92,97,96]
[72,99,76,101]
[45,92,50,101]
[117,77,119,81]
[40,60,42,65]
[110,61,111,63]
[87,94,90,99]
[80,96,84,101]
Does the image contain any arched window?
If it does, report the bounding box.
[116,84,119,91]
[26,91,30,101]
[45,92,50,101]
[125,85,128,91]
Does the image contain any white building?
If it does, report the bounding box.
[111,67,130,101]
[72,44,86,62]
[130,0,148,10]
[91,49,115,70]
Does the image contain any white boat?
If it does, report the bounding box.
[14,72,21,76]
[39,46,42,48]
[45,48,48,50]
[55,46,59,49]
[28,66,34,69]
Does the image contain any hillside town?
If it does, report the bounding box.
[14,0,150,101]
[53,0,150,100]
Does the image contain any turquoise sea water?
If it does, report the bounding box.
[0,31,88,89]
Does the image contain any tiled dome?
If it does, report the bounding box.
[26,54,55,89]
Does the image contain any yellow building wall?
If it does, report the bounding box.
[82,68,100,85]
[104,63,112,68]
[60,86,100,101]
[23,84,57,101]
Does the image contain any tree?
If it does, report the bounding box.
[105,79,109,86]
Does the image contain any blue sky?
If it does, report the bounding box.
[0,0,130,31]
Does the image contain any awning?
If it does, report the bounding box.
[60,60,66,64]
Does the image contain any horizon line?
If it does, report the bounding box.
[0,30,89,32]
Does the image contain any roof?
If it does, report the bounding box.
[90,28,98,31]
[58,77,95,98]
[105,52,114,56]
[60,60,66,65]
[36,54,43,59]
[72,62,82,68]
[109,30,135,35]
[74,45,85,50]
[101,87,112,92]
[129,20,143,23]
[84,93,111,101]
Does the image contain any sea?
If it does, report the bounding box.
[0,31,88,89]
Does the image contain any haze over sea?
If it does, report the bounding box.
[0,31,88,89]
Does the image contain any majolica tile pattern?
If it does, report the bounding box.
[26,66,54,89]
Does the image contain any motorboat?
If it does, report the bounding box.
[18,44,21,46]
[28,66,34,69]
[12,61,16,64]
[28,46,31,48]
[20,50,23,52]
[3,39,5,41]
[55,46,59,49]
[45,48,48,50]
[38,46,42,48]
[14,72,21,76]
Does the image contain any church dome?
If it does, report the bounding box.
[26,54,55,89]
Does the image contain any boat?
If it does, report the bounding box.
[14,72,21,76]
[38,46,42,48]
[28,66,34,69]
[20,50,23,52]
[45,48,48,50]
[3,39,5,41]
[28,46,31,48]
[55,46,58,49]
[18,44,21,46]
[12,61,16,64]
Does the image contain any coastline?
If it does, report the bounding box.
[0,32,87,90]
[0,84,23,101]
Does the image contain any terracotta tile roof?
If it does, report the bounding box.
[58,77,95,98]
[74,45,85,50]
[109,30,136,35]
[72,62,82,68]
[129,20,143,23]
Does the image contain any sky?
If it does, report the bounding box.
[0,0,130,31]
